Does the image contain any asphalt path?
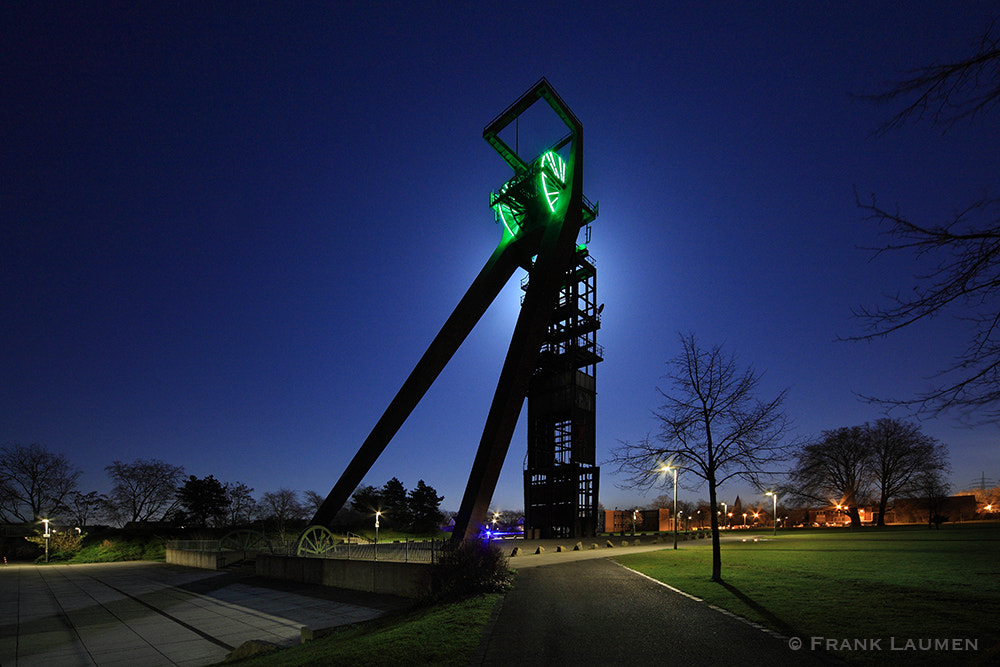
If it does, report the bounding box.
[475,557,841,666]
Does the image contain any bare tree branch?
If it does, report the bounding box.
[847,192,1000,420]
[848,19,1000,420]
[857,19,1000,134]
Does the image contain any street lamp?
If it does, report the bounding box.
[743,512,747,527]
[42,518,51,563]
[765,491,778,537]
[721,502,728,529]
[488,510,500,539]
[374,511,381,561]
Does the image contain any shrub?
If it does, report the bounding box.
[429,539,514,601]
[25,529,85,562]
[68,535,166,563]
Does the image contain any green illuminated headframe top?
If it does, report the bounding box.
[490,150,567,240]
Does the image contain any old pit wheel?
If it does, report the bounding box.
[219,529,270,552]
[297,525,337,557]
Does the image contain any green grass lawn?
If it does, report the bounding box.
[224,593,500,666]
[613,523,1000,666]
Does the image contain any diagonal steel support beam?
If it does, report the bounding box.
[310,240,522,527]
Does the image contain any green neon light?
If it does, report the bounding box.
[540,174,560,213]
[490,150,569,242]
[497,203,519,238]
[492,181,525,239]
[541,151,566,184]
[538,151,567,214]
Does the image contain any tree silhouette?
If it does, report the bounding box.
[0,443,80,522]
[610,333,793,581]
[104,459,184,526]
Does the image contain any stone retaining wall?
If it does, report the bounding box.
[166,549,248,570]
[256,554,432,599]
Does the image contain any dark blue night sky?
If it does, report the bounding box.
[4,2,998,512]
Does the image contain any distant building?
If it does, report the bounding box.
[604,508,677,533]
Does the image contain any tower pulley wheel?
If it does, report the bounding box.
[218,529,270,553]
[296,525,337,557]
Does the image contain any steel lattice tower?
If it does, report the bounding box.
[523,244,602,538]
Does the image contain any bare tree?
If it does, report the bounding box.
[851,20,1000,420]
[259,488,307,539]
[867,419,949,526]
[64,491,109,527]
[908,466,953,529]
[303,490,325,515]
[783,426,873,527]
[609,333,793,582]
[104,459,185,527]
[0,443,81,523]
[223,482,256,527]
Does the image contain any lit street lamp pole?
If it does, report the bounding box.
[374,511,381,562]
[670,466,678,549]
[765,491,778,537]
[721,502,728,529]
[42,519,51,563]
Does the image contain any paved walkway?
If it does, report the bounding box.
[0,561,408,667]
[478,539,844,666]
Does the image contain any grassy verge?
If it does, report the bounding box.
[613,523,1000,666]
[226,593,501,666]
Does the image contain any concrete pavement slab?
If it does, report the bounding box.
[0,560,409,666]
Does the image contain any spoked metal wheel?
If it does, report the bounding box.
[297,525,337,557]
[219,529,270,553]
